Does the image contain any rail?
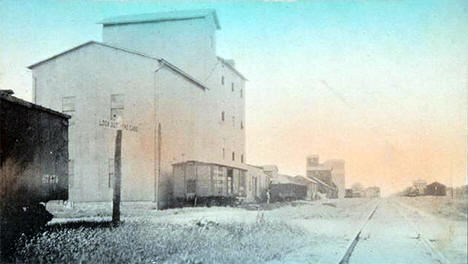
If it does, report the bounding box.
[336,199,451,264]
[392,200,450,264]
[338,200,381,264]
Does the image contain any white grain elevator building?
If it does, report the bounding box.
[28,9,247,208]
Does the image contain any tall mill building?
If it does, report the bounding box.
[28,10,247,208]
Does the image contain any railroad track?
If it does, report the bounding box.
[337,199,450,264]
[337,200,381,264]
[392,200,450,264]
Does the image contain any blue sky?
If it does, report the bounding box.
[1,0,467,193]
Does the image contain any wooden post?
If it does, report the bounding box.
[112,129,122,226]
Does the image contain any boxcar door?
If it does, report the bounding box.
[226,169,233,195]
[253,177,257,198]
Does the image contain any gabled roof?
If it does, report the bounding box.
[27,41,207,90]
[99,9,220,30]
[217,56,248,81]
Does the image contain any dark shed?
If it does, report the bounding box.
[270,183,307,202]
[425,181,446,196]
[345,189,353,198]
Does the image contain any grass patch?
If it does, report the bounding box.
[15,218,307,264]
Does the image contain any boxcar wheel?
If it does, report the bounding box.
[0,203,52,261]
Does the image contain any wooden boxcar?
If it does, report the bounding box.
[270,183,307,202]
[0,91,69,258]
[172,160,247,207]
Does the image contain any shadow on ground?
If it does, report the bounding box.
[46,220,120,230]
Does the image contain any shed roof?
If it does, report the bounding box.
[0,93,70,119]
[171,160,247,171]
[99,9,220,30]
[271,174,298,184]
[306,175,335,190]
[27,41,207,90]
[294,175,318,185]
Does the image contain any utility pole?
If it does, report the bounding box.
[112,129,122,226]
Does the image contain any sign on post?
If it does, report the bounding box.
[112,129,122,226]
[98,118,138,226]
[99,119,138,132]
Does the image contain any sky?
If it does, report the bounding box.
[1,0,467,195]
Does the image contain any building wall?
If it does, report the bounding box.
[155,66,208,207]
[323,159,345,199]
[32,43,217,206]
[306,155,319,167]
[32,46,246,207]
[102,15,217,82]
[202,60,246,167]
[33,44,159,202]
[246,165,270,202]
[364,187,380,198]
[103,15,246,169]
[305,182,318,200]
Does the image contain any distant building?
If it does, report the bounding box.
[351,183,364,198]
[364,186,380,198]
[269,174,307,202]
[345,189,353,198]
[310,175,338,199]
[306,155,333,186]
[425,182,446,196]
[293,175,319,200]
[261,165,279,179]
[306,155,340,198]
[245,165,271,201]
[306,155,320,167]
[323,159,345,199]
[29,9,247,208]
